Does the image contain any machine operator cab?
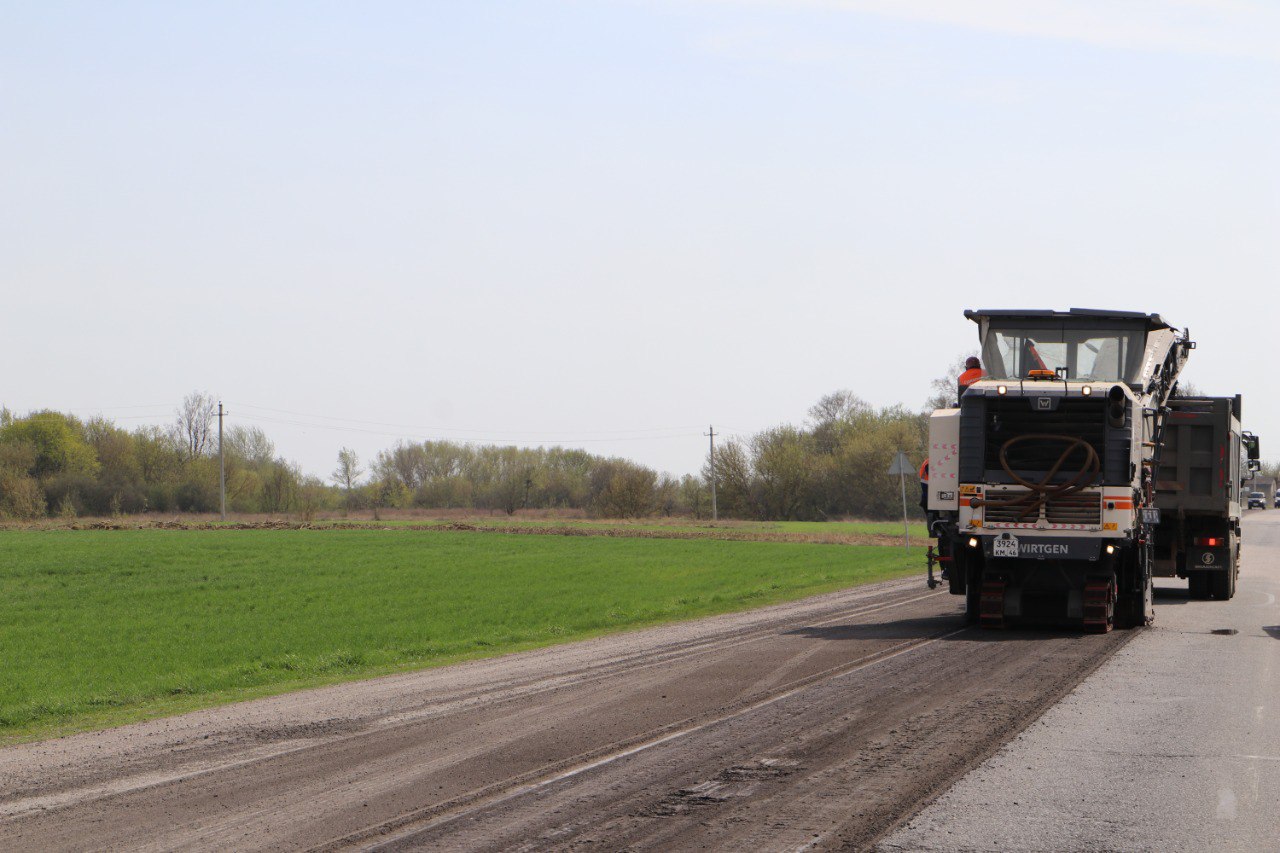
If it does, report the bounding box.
[962,308,1173,389]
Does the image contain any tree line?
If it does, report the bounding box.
[0,390,932,522]
[0,394,324,520]
[706,392,927,521]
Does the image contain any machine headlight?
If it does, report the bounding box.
[968,537,980,548]
[1105,544,1116,555]
[996,385,1008,396]
[1082,385,1093,397]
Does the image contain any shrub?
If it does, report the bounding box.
[0,474,46,520]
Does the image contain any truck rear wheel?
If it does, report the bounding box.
[1210,566,1236,600]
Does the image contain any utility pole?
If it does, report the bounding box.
[705,425,718,521]
[218,401,227,521]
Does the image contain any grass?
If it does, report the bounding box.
[1,529,923,742]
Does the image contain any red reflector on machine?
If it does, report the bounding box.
[1193,537,1222,547]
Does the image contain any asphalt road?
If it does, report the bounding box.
[880,510,1280,852]
[0,571,1132,851]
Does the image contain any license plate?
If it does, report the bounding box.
[992,537,1019,558]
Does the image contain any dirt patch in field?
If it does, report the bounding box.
[426,521,915,547]
[14,518,924,547]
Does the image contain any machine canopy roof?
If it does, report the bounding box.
[963,308,1173,331]
[963,308,1179,383]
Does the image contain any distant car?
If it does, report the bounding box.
[1275,493,1280,509]
[1248,491,1266,509]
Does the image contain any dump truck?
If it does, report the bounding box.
[924,308,1256,632]
[1152,397,1256,600]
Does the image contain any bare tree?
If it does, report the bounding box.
[175,392,217,459]
[702,439,752,518]
[808,390,871,425]
[925,354,980,410]
[261,459,300,514]
[226,425,275,467]
[332,447,363,494]
[679,473,707,519]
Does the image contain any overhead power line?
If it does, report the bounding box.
[231,401,706,437]
[4,400,752,447]
[232,412,702,445]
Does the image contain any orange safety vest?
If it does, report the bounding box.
[919,460,929,482]
[958,367,984,387]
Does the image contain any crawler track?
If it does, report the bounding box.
[0,578,1131,851]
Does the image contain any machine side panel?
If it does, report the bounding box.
[958,396,985,484]
[928,409,961,511]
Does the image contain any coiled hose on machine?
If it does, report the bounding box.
[970,435,1100,521]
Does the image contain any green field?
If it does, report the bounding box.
[2,529,922,741]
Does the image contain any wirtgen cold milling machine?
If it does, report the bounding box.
[925,308,1258,632]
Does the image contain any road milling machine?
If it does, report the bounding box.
[924,308,1258,632]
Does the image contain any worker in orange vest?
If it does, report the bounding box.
[957,356,984,400]
[918,459,929,511]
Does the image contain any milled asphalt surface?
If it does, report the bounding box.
[879,510,1280,852]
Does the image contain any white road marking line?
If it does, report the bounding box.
[1216,787,1237,820]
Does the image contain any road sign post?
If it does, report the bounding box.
[887,451,914,551]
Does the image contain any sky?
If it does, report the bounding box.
[3,1,1278,479]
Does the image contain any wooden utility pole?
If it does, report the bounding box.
[218,401,227,521]
[705,425,718,521]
